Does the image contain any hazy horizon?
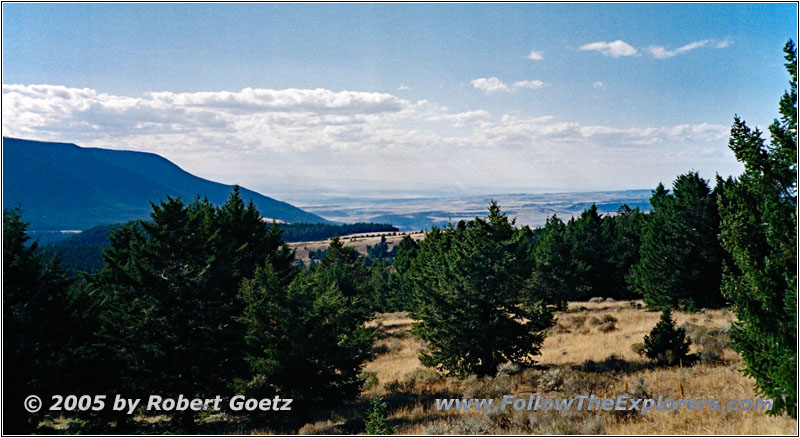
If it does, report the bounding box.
[3,3,797,195]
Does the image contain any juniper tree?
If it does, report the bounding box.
[643,308,692,366]
[716,41,797,418]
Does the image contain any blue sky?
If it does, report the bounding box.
[2,3,797,196]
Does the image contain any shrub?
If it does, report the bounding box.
[462,377,512,399]
[589,297,604,303]
[365,394,393,435]
[600,314,618,324]
[539,368,564,392]
[564,372,613,393]
[496,362,522,378]
[598,321,617,332]
[567,314,587,328]
[643,308,692,366]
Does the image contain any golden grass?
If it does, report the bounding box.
[352,302,797,435]
[287,231,424,265]
[541,300,737,365]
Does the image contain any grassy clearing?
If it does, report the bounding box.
[36,301,796,434]
[354,301,796,435]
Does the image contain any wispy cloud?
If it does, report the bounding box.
[471,78,546,94]
[579,40,639,57]
[648,38,732,59]
[512,80,545,90]
[593,81,606,88]
[527,50,544,60]
[398,84,411,91]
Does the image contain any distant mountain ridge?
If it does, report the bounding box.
[3,137,330,230]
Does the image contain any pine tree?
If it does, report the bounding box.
[385,235,420,311]
[603,205,645,299]
[3,208,74,433]
[566,204,616,299]
[716,40,797,418]
[629,173,726,310]
[643,308,692,366]
[409,202,552,376]
[529,215,587,309]
[238,262,375,423]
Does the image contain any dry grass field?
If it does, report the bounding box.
[40,301,797,435]
[287,231,424,265]
[297,301,796,435]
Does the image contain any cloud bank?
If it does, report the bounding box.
[2,83,737,193]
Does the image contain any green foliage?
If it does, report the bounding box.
[529,205,643,306]
[566,205,615,300]
[3,208,75,433]
[408,202,553,376]
[89,188,298,427]
[603,205,645,299]
[716,41,797,418]
[643,308,692,366]
[237,258,375,422]
[529,215,586,309]
[365,235,396,265]
[383,235,421,312]
[629,173,727,309]
[364,394,393,435]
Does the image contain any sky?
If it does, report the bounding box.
[2,3,797,198]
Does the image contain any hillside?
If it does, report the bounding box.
[2,137,330,230]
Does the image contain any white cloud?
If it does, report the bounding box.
[471,77,510,94]
[2,83,739,194]
[527,50,544,60]
[398,85,411,91]
[471,78,546,94]
[648,38,732,59]
[512,80,545,90]
[580,40,639,57]
[593,81,606,88]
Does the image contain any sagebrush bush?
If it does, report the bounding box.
[539,368,564,392]
[496,362,522,378]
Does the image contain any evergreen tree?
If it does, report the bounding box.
[237,262,375,424]
[643,308,692,366]
[629,173,726,309]
[93,197,227,427]
[566,204,615,300]
[716,41,797,417]
[3,209,75,433]
[385,235,420,311]
[364,394,393,435]
[314,236,374,314]
[409,202,552,376]
[603,205,645,299]
[529,215,586,309]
